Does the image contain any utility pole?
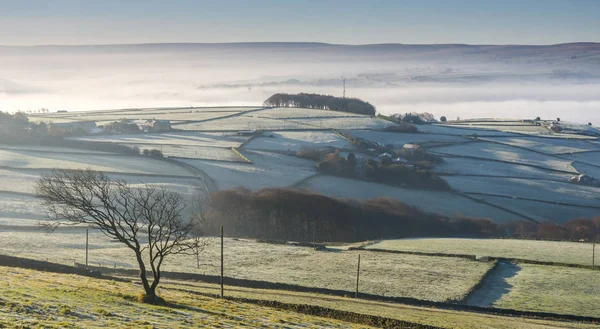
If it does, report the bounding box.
[342,78,346,98]
[85,228,89,266]
[593,237,596,270]
[220,225,224,298]
[355,254,361,298]
[313,222,317,249]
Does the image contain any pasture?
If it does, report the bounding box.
[178,150,318,190]
[0,232,492,303]
[295,175,526,222]
[368,238,598,266]
[243,130,354,152]
[430,141,577,172]
[0,266,371,329]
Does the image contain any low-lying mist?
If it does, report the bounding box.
[2,43,599,123]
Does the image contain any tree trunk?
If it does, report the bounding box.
[135,251,161,304]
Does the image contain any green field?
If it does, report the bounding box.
[369,238,598,266]
[0,232,491,303]
[1,265,597,329]
[494,264,600,317]
[0,266,374,329]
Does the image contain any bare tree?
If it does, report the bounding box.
[36,169,202,304]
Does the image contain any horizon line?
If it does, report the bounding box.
[1,41,599,48]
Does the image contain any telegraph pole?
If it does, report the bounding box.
[342,78,346,98]
[220,225,224,298]
[355,254,361,298]
[85,228,89,266]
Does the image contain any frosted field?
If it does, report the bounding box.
[558,151,600,165]
[56,111,241,122]
[462,124,550,135]
[494,264,600,317]
[121,144,245,162]
[0,232,492,302]
[571,162,600,178]
[417,124,518,136]
[243,131,354,152]
[0,144,113,155]
[369,238,597,266]
[71,131,246,148]
[296,175,525,222]
[256,107,366,118]
[445,176,600,207]
[480,136,600,154]
[179,150,318,190]
[435,158,572,180]
[287,117,395,129]
[345,130,469,147]
[0,194,46,225]
[480,196,599,223]
[0,168,204,196]
[431,142,577,172]
[172,115,311,130]
[0,149,193,176]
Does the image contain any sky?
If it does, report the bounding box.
[0,0,599,46]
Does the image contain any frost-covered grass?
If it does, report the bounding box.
[178,150,317,190]
[173,115,311,130]
[244,131,354,152]
[0,144,113,155]
[0,266,369,329]
[478,196,599,223]
[571,161,600,178]
[70,131,247,148]
[296,175,525,222]
[345,130,469,148]
[369,238,598,266]
[0,149,193,176]
[256,107,367,118]
[444,176,600,207]
[417,125,517,136]
[288,117,395,130]
[435,158,572,180]
[49,111,241,123]
[128,144,244,162]
[494,264,600,317]
[0,168,204,196]
[0,193,47,225]
[0,233,491,302]
[480,136,600,154]
[431,141,577,172]
[558,151,600,166]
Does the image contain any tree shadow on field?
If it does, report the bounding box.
[464,261,521,308]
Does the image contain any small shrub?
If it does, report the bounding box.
[296,147,321,161]
[94,308,113,317]
[58,305,72,316]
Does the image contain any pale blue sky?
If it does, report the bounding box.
[1,0,598,45]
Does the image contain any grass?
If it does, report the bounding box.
[0,265,375,328]
[369,238,598,266]
[0,233,492,303]
[157,279,600,329]
[495,264,600,317]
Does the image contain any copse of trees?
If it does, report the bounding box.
[0,111,49,142]
[199,187,600,243]
[263,93,376,116]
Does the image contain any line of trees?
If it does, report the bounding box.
[199,187,600,243]
[263,93,376,116]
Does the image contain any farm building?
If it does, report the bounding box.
[144,119,171,132]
